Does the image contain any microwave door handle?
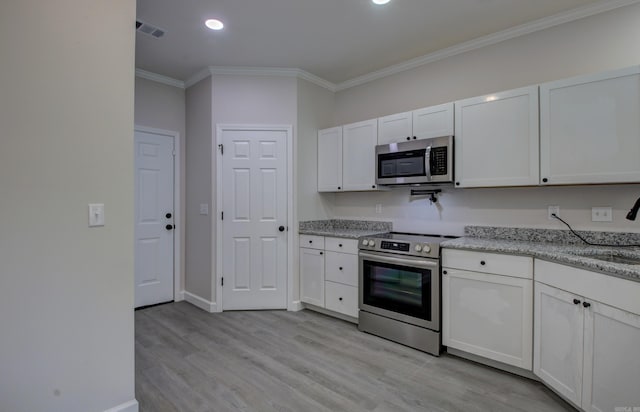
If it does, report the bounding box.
[425,145,432,181]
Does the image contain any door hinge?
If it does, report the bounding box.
[221,277,224,286]
[221,211,224,220]
[218,144,224,155]
[172,150,176,156]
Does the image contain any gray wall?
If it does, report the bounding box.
[185,76,213,301]
[0,0,137,410]
[135,77,186,291]
[328,2,640,234]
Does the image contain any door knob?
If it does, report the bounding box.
[165,224,174,230]
[165,213,172,219]
[278,226,285,232]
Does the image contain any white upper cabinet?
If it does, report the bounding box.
[413,102,454,140]
[540,66,640,185]
[455,86,539,188]
[317,127,343,192]
[378,111,412,145]
[342,119,379,191]
[377,103,454,146]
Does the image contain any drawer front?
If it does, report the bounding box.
[299,235,325,250]
[442,248,532,279]
[325,237,359,254]
[325,251,358,287]
[325,281,358,318]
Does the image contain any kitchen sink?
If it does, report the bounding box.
[570,252,640,265]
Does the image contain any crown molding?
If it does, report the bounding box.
[184,66,337,91]
[135,68,185,89]
[334,0,640,91]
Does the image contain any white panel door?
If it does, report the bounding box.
[443,269,533,370]
[582,300,640,412]
[134,130,175,308]
[317,127,343,192]
[413,102,454,140]
[454,86,539,187]
[300,247,325,307]
[222,129,287,310]
[378,111,412,145]
[342,119,378,191]
[534,282,584,408]
[540,65,640,185]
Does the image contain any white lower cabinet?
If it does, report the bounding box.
[299,236,359,319]
[534,260,640,411]
[442,249,533,370]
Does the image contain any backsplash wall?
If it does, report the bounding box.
[330,184,640,236]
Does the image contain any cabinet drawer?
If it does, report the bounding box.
[442,249,532,279]
[325,237,359,254]
[325,251,358,287]
[299,235,324,250]
[325,281,358,318]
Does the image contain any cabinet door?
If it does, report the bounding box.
[342,119,378,191]
[317,127,343,192]
[582,300,640,412]
[443,269,533,369]
[378,111,413,145]
[534,282,584,408]
[413,102,454,140]
[540,66,640,185]
[300,247,325,307]
[454,86,539,187]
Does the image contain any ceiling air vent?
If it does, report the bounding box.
[136,20,165,39]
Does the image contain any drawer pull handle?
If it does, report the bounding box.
[339,297,343,301]
[339,244,343,247]
[309,240,313,244]
[583,301,591,308]
[339,267,343,270]
[573,299,581,305]
[319,252,323,255]
[480,260,486,266]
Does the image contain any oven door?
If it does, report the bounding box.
[359,251,440,330]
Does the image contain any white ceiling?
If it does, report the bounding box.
[135,0,613,86]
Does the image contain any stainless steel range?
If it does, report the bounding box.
[358,232,454,356]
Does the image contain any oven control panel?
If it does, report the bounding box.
[380,241,410,252]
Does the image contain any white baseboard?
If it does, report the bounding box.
[104,399,138,412]
[288,300,304,312]
[184,291,217,313]
[175,290,185,302]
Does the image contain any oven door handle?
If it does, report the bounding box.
[359,252,439,269]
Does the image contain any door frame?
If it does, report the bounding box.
[214,124,294,312]
[134,125,183,303]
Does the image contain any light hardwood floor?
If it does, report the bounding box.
[135,302,574,412]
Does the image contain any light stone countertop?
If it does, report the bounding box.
[442,236,640,283]
[298,219,392,239]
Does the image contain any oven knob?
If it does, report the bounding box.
[362,239,369,246]
[414,245,422,252]
[422,245,432,253]
[367,240,376,247]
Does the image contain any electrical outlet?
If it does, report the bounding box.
[375,204,382,214]
[548,206,560,220]
[592,207,613,222]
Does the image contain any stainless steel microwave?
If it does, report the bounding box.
[375,136,454,185]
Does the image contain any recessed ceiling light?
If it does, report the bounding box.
[372,0,391,4]
[205,19,224,31]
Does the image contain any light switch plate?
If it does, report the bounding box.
[592,207,613,222]
[199,203,209,216]
[89,203,105,227]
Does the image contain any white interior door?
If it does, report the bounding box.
[221,128,288,310]
[134,130,175,308]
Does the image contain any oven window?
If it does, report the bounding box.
[362,259,432,321]
[378,150,426,178]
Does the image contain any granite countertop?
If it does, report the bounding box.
[299,219,392,239]
[442,227,640,283]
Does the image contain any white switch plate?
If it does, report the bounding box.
[199,203,209,215]
[592,207,613,222]
[548,205,560,220]
[375,204,382,214]
[88,203,105,227]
